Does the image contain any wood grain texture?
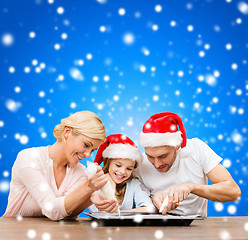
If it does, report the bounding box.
[0,217,247,240]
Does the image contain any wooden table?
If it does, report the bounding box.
[0,217,247,239]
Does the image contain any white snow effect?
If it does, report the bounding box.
[41,132,47,138]
[123,33,135,45]
[100,25,106,32]
[153,95,159,101]
[39,182,49,192]
[58,74,64,81]
[32,59,38,65]
[178,70,184,77]
[3,171,9,177]
[214,202,224,212]
[238,108,244,114]
[0,180,10,192]
[222,159,232,168]
[175,90,180,96]
[237,2,248,15]
[236,89,242,95]
[27,229,37,239]
[230,106,237,114]
[205,74,217,86]
[140,65,146,72]
[133,214,143,223]
[5,99,21,112]
[231,63,238,70]
[104,75,110,82]
[227,205,237,214]
[96,0,107,4]
[29,31,36,38]
[35,66,41,73]
[118,8,126,16]
[142,47,150,56]
[186,3,193,10]
[48,0,54,4]
[219,229,231,240]
[126,117,133,126]
[113,95,119,101]
[226,43,232,50]
[212,97,218,103]
[155,5,162,12]
[42,232,51,240]
[9,66,15,73]
[204,44,210,50]
[198,75,204,82]
[24,66,31,73]
[93,76,99,82]
[231,131,243,144]
[39,91,45,98]
[170,21,177,27]
[86,53,93,60]
[69,68,84,81]
[187,25,194,31]
[134,11,141,18]
[154,230,164,239]
[213,70,220,78]
[39,107,45,114]
[17,215,23,221]
[91,221,98,228]
[40,62,46,69]
[199,51,205,57]
[70,102,77,109]
[97,104,104,110]
[236,18,242,24]
[29,117,36,123]
[61,33,68,39]
[179,102,185,108]
[14,86,21,93]
[152,24,159,31]
[151,66,156,72]
[57,7,64,14]
[54,43,61,50]
[218,134,223,140]
[2,33,14,46]
[244,222,248,231]
[0,121,3,127]
[45,202,53,211]
[20,135,29,144]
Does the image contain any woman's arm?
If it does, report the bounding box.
[19,165,108,220]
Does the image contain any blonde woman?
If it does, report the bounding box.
[3,111,110,220]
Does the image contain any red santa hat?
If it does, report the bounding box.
[139,112,190,157]
[94,134,142,165]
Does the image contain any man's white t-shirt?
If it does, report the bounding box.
[135,138,222,217]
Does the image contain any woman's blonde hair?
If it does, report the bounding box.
[53,111,106,141]
[102,158,137,205]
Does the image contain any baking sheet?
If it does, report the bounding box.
[84,212,203,226]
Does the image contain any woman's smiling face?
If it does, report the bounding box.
[108,158,136,184]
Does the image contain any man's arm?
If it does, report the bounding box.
[191,163,241,202]
[154,163,241,214]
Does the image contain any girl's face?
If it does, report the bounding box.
[64,127,103,167]
[108,158,136,184]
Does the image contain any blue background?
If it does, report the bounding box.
[0,0,247,217]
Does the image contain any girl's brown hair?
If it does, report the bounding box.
[102,158,137,205]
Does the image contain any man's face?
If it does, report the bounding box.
[145,145,178,173]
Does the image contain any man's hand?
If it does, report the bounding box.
[90,192,118,213]
[152,183,193,214]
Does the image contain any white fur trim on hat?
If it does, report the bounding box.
[139,131,182,147]
[102,144,142,162]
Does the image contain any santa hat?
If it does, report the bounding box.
[94,134,142,165]
[139,112,190,157]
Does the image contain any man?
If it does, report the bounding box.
[90,112,241,216]
[136,112,241,216]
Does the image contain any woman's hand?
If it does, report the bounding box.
[86,166,109,192]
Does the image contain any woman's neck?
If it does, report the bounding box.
[48,141,68,169]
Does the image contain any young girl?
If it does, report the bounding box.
[89,134,156,213]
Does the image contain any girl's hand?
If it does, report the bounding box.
[90,192,118,213]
